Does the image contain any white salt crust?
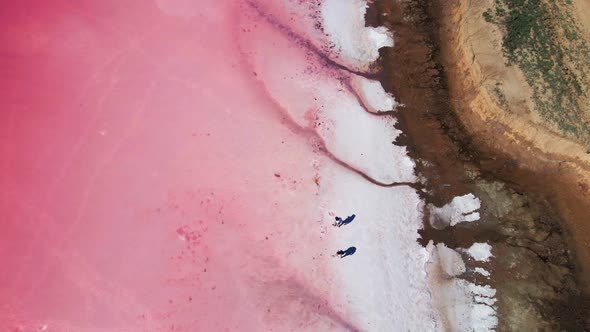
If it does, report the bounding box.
[429,193,482,229]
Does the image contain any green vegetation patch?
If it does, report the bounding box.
[483,0,590,142]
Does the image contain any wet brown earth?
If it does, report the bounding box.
[367,0,590,330]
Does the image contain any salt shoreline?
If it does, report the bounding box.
[313,1,499,330]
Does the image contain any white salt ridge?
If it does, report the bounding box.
[429,193,481,229]
[349,75,396,113]
[468,283,496,298]
[475,295,497,306]
[474,267,491,277]
[428,243,498,331]
[321,0,393,71]
[436,243,466,277]
[464,281,498,332]
[239,10,415,184]
[466,243,494,262]
[445,280,498,332]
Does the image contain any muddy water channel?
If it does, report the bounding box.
[368,0,590,330]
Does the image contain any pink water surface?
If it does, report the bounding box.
[0,1,361,330]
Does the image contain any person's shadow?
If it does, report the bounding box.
[339,246,357,258]
[335,214,356,227]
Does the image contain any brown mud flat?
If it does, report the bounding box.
[367,0,590,329]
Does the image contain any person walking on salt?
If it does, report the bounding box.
[333,214,356,227]
[335,247,357,258]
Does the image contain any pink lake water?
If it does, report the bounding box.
[0,1,360,330]
[0,0,451,331]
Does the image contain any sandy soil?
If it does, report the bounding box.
[574,0,590,37]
